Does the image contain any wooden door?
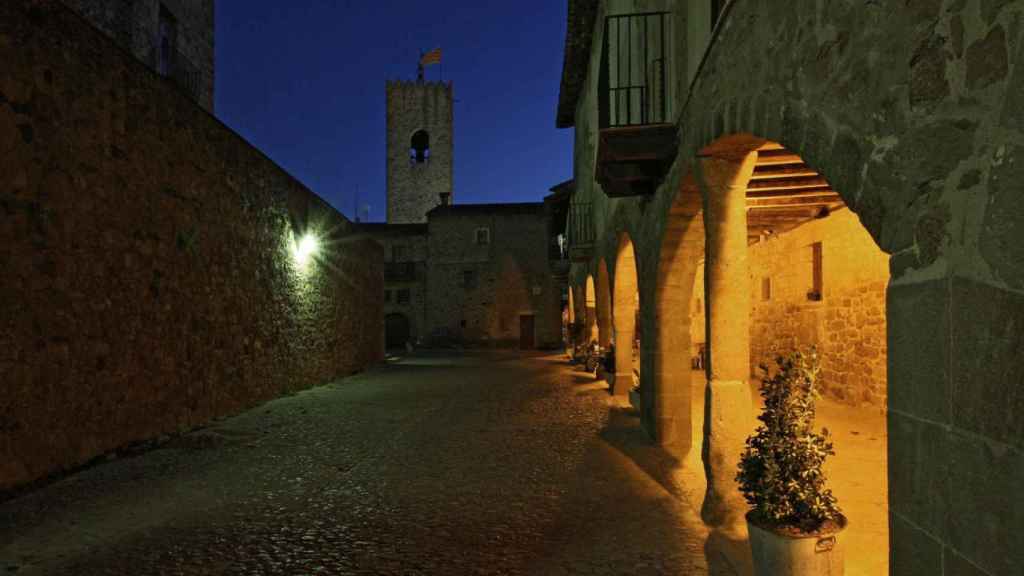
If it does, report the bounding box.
[519,315,535,349]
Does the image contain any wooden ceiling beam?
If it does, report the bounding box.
[747,177,830,191]
[746,188,839,199]
[749,166,818,180]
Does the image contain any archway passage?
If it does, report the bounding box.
[385,313,411,349]
[585,275,598,344]
[692,137,889,573]
[596,259,613,347]
[612,234,639,397]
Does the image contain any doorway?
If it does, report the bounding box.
[519,315,535,349]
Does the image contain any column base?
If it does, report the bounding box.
[701,379,754,530]
[612,372,633,396]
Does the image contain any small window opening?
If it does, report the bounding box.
[391,244,406,262]
[711,0,725,28]
[475,227,490,245]
[384,289,392,303]
[410,130,430,163]
[463,269,478,290]
[808,242,823,301]
[397,289,411,304]
[761,277,772,301]
[158,5,178,77]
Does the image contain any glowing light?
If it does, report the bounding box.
[292,232,319,268]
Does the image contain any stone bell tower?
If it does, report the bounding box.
[385,79,454,224]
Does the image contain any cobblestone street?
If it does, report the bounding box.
[0,352,715,575]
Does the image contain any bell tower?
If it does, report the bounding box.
[385,79,454,224]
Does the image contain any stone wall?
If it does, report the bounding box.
[60,0,214,111]
[427,204,560,348]
[0,0,383,492]
[385,81,453,224]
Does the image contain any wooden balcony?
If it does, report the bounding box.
[595,123,678,197]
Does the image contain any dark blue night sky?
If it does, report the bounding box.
[214,1,574,222]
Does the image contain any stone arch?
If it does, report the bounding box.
[691,132,893,563]
[384,313,411,350]
[596,259,613,347]
[611,233,640,397]
[410,129,430,163]
[651,172,705,452]
[567,283,576,324]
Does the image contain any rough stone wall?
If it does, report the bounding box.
[564,1,1024,572]
[385,81,453,224]
[0,0,383,492]
[426,206,559,347]
[60,0,214,111]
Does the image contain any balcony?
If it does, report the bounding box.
[159,47,201,103]
[384,261,417,282]
[567,202,594,262]
[595,12,678,198]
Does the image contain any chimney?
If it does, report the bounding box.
[439,192,451,206]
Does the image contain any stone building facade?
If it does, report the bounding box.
[557,1,1024,574]
[1,0,382,492]
[60,0,215,111]
[360,75,564,350]
[353,223,430,348]
[426,203,562,348]
[385,80,454,224]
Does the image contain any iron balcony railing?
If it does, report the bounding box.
[159,47,201,103]
[567,202,595,249]
[599,12,671,129]
[384,261,417,282]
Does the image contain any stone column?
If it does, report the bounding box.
[613,324,634,396]
[698,152,757,531]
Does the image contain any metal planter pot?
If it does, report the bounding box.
[747,512,847,576]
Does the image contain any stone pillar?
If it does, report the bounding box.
[586,306,597,343]
[698,152,757,531]
[613,325,634,396]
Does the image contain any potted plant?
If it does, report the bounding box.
[736,348,846,576]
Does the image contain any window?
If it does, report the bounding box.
[475,227,490,245]
[808,242,823,301]
[391,244,407,262]
[463,269,477,290]
[158,5,177,77]
[384,289,392,303]
[410,130,430,163]
[397,289,411,304]
[761,277,772,301]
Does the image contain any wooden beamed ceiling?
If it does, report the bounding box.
[746,144,845,242]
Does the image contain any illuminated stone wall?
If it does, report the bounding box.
[426,204,561,348]
[0,0,383,492]
[60,0,215,111]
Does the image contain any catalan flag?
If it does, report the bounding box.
[420,48,442,67]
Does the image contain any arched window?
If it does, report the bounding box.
[410,130,430,163]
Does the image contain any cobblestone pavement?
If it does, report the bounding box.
[0,352,716,575]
